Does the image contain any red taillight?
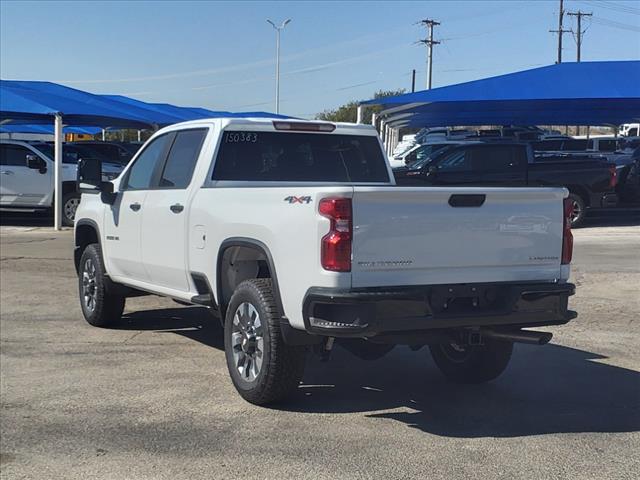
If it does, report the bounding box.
[319,197,352,272]
[562,197,574,265]
[609,165,617,188]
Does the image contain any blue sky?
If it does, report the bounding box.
[1,0,638,118]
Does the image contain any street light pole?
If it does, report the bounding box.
[267,18,291,114]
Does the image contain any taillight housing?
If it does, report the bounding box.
[562,197,574,265]
[609,165,618,188]
[319,197,352,272]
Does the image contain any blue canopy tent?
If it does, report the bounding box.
[361,61,640,131]
[0,80,169,229]
[0,124,102,135]
[1,79,291,228]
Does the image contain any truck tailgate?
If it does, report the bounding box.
[351,187,566,288]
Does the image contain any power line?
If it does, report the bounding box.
[591,16,640,32]
[567,11,593,62]
[580,0,640,16]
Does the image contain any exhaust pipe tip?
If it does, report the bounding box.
[482,329,553,345]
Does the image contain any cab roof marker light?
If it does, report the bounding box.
[273,121,336,132]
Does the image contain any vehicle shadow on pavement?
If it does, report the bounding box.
[287,343,640,438]
[117,306,225,350]
[106,305,639,438]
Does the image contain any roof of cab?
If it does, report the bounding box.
[156,117,378,136]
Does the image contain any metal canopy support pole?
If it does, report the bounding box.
[53,114,63,231]
[101,129,106,141]
[371,113,377,131]
[356,105,364,124]
[137,130,141,142]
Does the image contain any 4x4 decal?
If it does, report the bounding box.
[284,196,312,204]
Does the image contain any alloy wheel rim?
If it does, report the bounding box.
[64,197,80,222]
[231,302,264,382]
[570,200,581,222]
[82,258,97,312]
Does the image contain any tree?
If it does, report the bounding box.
[316,89,406,124]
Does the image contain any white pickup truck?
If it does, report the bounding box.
[74,118,576,405]
[0,140,122,225]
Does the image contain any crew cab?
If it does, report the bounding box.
[393,142,618,227]
[0,140,123,225]
[74,118,576,405]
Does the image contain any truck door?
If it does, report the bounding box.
[468,145,528,186]
[103,133,173,282]
[140,128,208,292]
[0,143,52,207]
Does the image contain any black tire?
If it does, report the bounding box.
[62,192,80,227]
[567,193,586,228]
[224,279,306,405]
[78,243,125,327]
[429,338,513,384]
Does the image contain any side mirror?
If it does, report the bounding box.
[26,154,46,173]
[77,158,117,205]
[427,165,438,176]
[77,158,103,192]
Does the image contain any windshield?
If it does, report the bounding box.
[213,131,389,183]
[32,143,113,165]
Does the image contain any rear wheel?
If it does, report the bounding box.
[429,337,513,384]
[567,193,586,228]
[224,279,306,405]
[62,192,80,227]
[78,244,125,327]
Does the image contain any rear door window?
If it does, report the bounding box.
[159,129,207,189]
[599,140,617,152]
[212,131,389,183]
[469,146,526,171]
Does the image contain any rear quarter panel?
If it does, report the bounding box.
[189,185,353,329]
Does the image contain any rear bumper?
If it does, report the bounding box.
[302,281,576,338]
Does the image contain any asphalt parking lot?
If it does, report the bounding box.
[1,213,639,479]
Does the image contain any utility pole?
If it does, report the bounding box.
[411,69,416,93]
[567,10,592,62]
[418,19,440,89]
[549,0,569,63]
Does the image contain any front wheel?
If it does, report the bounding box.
[78,244,125,327]
[429,337,513,384]
[224,279,306,405]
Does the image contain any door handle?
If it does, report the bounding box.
[129,202,141,212]
[170,203,184,213]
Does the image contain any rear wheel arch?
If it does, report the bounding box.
[565,185,590,207]
[216,238,284,322]
[62,181,77,196]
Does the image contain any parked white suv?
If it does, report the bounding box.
[0,140,122,225]
[74,118,577,405]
